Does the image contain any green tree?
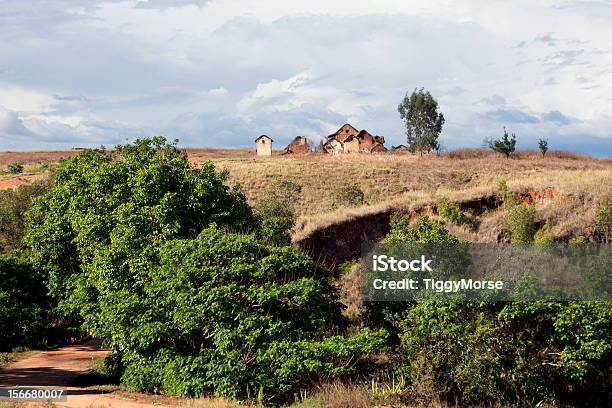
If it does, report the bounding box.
[24,137,256,323]
[398,88,445,156]
[0,181,49,252]
[485,127,516,158]
[0,254,48,350]
[538,138,549,157]
[118,226,386,402]
[255,179,302,246]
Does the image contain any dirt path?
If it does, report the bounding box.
[0,173,45,190]
[0,340,179,407]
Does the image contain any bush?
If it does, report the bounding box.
[255,180,302,246]
[25,137,257,326]
[594,195,612,243]
[0,181,49,252]
[437,200,463,225]
[538,138,549,157]
[115,227,387,402]
[507,203,536,244]
[336,184,365,206]
[0,255,48,350]
[7,163,24,174]
[534,219,554,244]
[484,127,516,158]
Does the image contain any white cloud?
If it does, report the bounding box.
[0,1,611,155]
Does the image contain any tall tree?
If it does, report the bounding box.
[398,88,445,156]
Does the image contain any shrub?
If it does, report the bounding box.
[115,227,387,402]
[25,137,257,325]
[7,163,24,174]
[484,127,516,158]
[0,255,48,350]
[594,195,612,243]
[538,138,549,157]
[534,219,554,244]
[437,200,463,225]
[507,203,536,243]
[0,181,50,252]
[336,184,365,206]
[255,180,302,246]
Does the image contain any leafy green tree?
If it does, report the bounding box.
[485,127,516,158]
[0,181,49,253]
[24,137,256,323]
[255,179,302,246]
[538,138,549,157]
[118,226,387,402]
[0,254,48,350]
[398,88,445,156]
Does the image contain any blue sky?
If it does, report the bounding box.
[1,0,612,156]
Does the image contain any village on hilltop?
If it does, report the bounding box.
[255,123,405,156]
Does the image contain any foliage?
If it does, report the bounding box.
[255,179,302,246]
[383,215,460,244]
[538,138,549,157]
[336,184,365,206]
[114,227,387,402]
[7,163,24,174]
[436,200,463,225]
[0,254,47,350]
[507,203,536,244]
[24,137,256,324]
[395,301,611,405]
[0,181,50,252]
[594,195,612,243]
[485,127,517,158]
[534,219,554,244]
[397,88,445,156]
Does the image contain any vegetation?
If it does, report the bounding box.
[436,199,463,225]
[255,179,302,246]
[336,184,365,206]
[534,219,554,244]
[485,127,517,158]
[18,138,385,403]
[7,163,23,174]
[538,138,549,157]
[0,181,49,252]
[398,88,445,156]
[507,203,536,243]
[594,195,612,243]
[0,254,47,350]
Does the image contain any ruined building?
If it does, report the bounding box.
[323,124,386,154]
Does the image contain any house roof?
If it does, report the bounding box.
[357,129,373,139]
[255,134,273,142]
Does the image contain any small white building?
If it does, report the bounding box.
[255,135,273,156]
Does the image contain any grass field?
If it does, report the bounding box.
[3,147,611,243]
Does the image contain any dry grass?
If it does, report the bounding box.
[2,147,610,242]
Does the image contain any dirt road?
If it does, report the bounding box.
[0,173,46,190]
[0,340,179,407]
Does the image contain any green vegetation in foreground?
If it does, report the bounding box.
[0,137,609,407]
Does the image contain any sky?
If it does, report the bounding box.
[1,0,612,156]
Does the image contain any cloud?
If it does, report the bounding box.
[0,1,611,154]
[541,110,576,126]
[0,105,34,137]
[483,108,540,124]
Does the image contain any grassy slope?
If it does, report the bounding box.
[188,149,612,241]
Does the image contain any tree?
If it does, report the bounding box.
[485,127,516,158]
[398,88,445,156]
[538,138,549,157]
[25,137,257,323]
[255,180,302,246]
